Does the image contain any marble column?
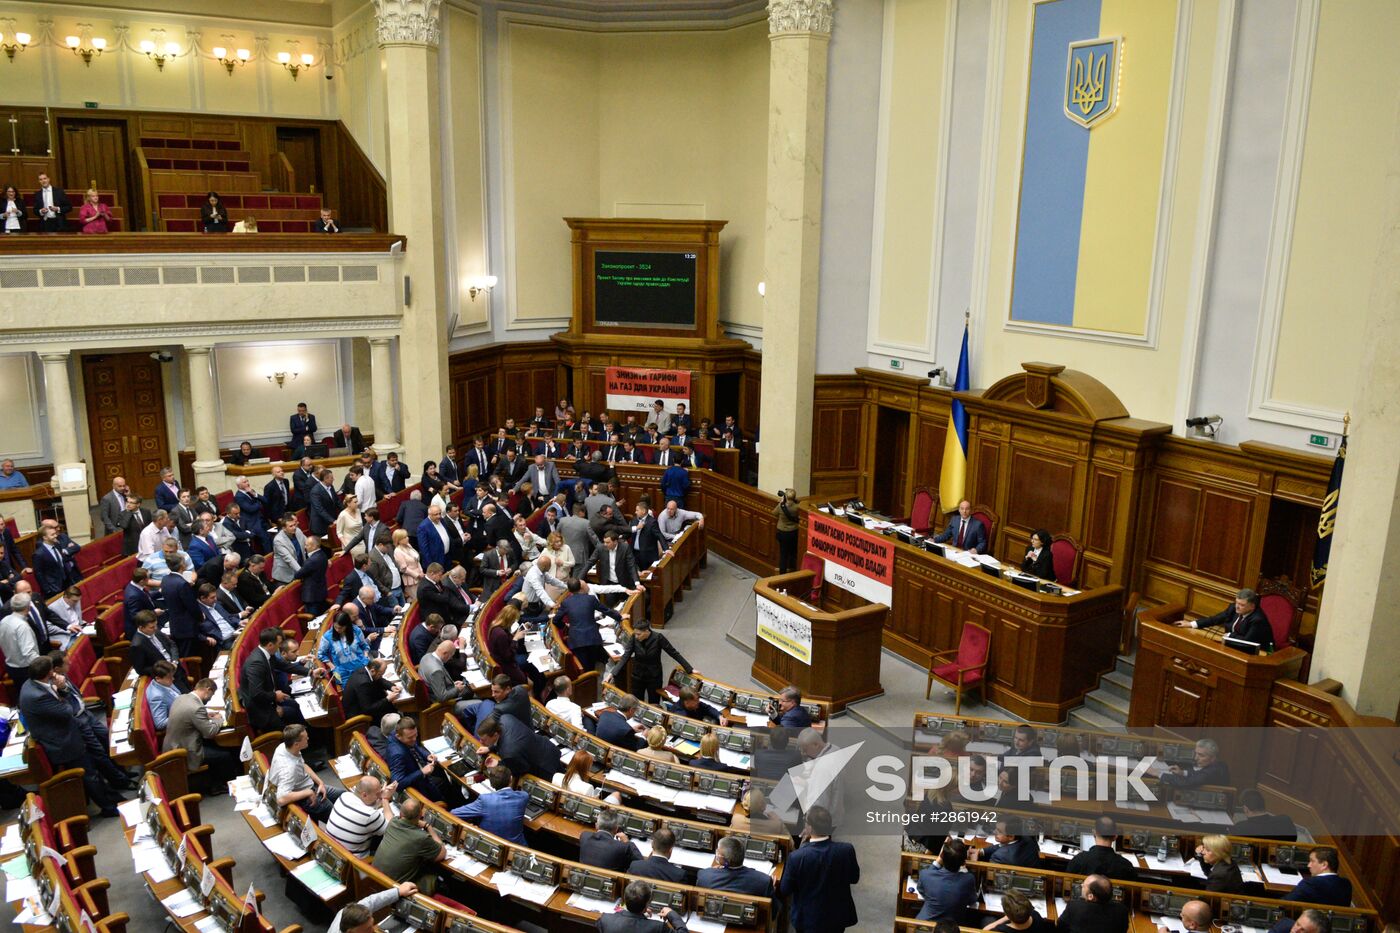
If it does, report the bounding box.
[369,337,401,453]
[756,0,832,495]
[185,346,228,493]
[39,351,92,542]
[1310,95,1400,719]
[376,0,449,462]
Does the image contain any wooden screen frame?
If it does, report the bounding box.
[564,217,727,340]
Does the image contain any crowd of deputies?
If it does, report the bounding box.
[0,171,346,235]
[908,725,1361,933]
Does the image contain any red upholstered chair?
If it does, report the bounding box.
[799,553,824,604]
[214,490,234,513]
[971,505,998,554]
[1256,575,1306,649]
[925,621,991,713]
[1050,534,1081,588]
[908,487,939,536]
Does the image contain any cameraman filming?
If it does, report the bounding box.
[773,487,799,574]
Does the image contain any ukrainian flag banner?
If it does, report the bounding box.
[939,321,971,510]
[1310,432,1347,588]
[1010,0,1178,336]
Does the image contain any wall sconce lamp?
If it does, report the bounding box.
[467,275,497,301]
[65,34,107,65]
[140,39,181,71]
[0,32,31,61]
[266,371,299,389]
[756,281,766,298]
[277,51,314,79]
[211,46,250,75]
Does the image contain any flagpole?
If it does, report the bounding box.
[1343,411,1350,437]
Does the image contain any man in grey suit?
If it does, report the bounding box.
[598,880,688,932]
[164,677,239,785]
[171,489,200,546]
[98,476,131,535]
[272,515,309,585]
[558,504,600,578]
[418,639,476,722]
[513,453,561,502]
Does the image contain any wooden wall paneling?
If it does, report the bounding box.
[740,352,762,436]
[586,369,608,418]
[1194,489,1256,582]
[809,376,865,498]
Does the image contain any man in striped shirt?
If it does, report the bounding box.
[325,774,397,857]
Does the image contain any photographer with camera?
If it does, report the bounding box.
[772,487,799,574]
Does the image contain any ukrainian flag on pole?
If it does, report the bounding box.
[939,318,971,509]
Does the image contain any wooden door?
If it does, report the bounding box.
[58,118,134,226]
[81,353,171,500]
[276,128,322,193]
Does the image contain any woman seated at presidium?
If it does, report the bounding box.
[1021,528,1056,581]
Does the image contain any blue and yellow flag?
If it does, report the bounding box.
[939,322,971,510]
[1310,435,1346,587]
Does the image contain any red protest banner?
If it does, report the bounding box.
[806,512,896,591]
[605,367,692,412]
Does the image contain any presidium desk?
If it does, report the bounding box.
[797,501,1124,723]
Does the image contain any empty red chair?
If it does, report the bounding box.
[1050,534,1081,588]
[924,621,991,713]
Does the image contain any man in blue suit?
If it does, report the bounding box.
[154,468,182,512]
[308,469,340,536]
[32,523,81,599]
[289,403,317,447]
[915,838,976,922]
[1266,848,1353,933]
[554,578,620,672]
[233,476,269,550]
[778,806,860,933]
[767,685,814,731]
[415,504,451,570]
[295,536,330,614]
[696,836,774,897]
[123,568,162,639]
[373,452,411,497]
[595,694,644,750]
[932,499,987,554]
[160,557,207,656]
[20,657,125,816]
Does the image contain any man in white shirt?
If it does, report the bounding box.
[137,510,175,560]
[545,675,584,729]
[513,514,547,562]
[354,466,378,513]
[268,724,343,821]
[327,882,418,933]
[325,773,396,857]
[522,555,567,614]
[656,500,704,543]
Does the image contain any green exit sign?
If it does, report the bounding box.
[888,359,903,370]
[1308,433,1334,449]
[84,101,99,109]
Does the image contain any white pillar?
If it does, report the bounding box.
[377,0,449,463]
[40,352,92,543]
[757,0,832,495]
[1310,92,1400,719]
[185,346,229,493]
[369,337,401,453]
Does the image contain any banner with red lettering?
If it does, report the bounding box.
[806,512,895,606]
[605,367,692,414]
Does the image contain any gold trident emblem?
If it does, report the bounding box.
[1070,50,1108,116]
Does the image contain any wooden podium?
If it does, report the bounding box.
[751,571,885,712]
[1128,615,1306,728]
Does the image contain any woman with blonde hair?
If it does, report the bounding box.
[392,527,422,599]
[1195,834,1244,892]
[334,493,364,553]
[639,725,678,763]
[78,188,112,234]
[689,732,730,773]
[542,530,576,580]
